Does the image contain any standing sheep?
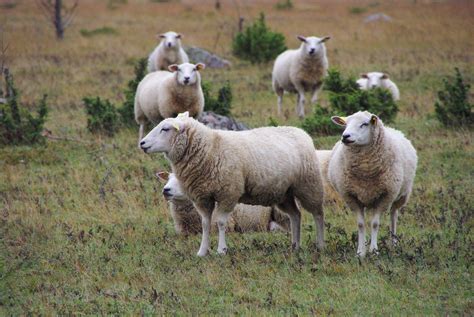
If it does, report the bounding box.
[134,63,205,145]
[272,35,330,118]
[156,172,290,235]
[356,72,400,101]
[147,31,189,73]
[328,111,417,257]
[140,112,325,256]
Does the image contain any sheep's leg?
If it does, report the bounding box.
[194,201,214,257]
[278,198,301,250]
[369,210,382,254]
[356,209,366,257]
[138,124,145,147]
[276,91,284,116]
[390,207,399,246]
[294,84,306,119]
[214,201,236,254]
[310,82,322,104]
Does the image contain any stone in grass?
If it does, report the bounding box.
[185,46,231,69]
[364,13,393,23]
[198,111,247,131]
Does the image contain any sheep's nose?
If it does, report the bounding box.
[162,188,171,196]
[140,141,145,146]
[309,48,315,54]
[342,134,351,140]
[167,42,172,47]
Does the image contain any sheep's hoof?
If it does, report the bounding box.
[291,242,300,251]
[197,249,209,257]
[217,247,228,255]
[369,248,380,256]
[356,250,366,258]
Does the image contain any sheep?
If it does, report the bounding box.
[356,72,400,101]
[316,150,341,205]
[140,112,325,256]
[156,172,290,235]
[328,111,417,257]
[147,31,189,73]
[272,35,330,119]
[134,63,205,145]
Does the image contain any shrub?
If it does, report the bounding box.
[118,57,147,127]
[275,0,293,10]
[84,97,120,136]
[0,71,48,146]
[300,105,341,136]
[434,67,472,127]
[202,80,232,116]
[232,13,286,64]
[80,27,118,37]
[325,68,398,124]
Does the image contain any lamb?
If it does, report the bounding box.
[356,72,400,101]
[147,31,189,73]
[156,172,290,235]
[140,112,325,256]
[134,63,205,145]
[272,35,330,119]
[328,111,417,256]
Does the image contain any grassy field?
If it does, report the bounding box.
[1,0,473,314]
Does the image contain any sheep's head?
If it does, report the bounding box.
[297,35,330,57]
[168,63,205,86]
[156,172,188,202]
[331,111,381,146]
[158,31,182,49]
[360,72,389,89]
[140,112,190,154]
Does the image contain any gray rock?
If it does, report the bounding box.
[364,13,393,23]
[198,111,248,131]
[185,46,231,69]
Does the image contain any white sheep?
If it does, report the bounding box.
[328,111,417,256]
[147,31,189,73]
[356,72,400,101]
[156,172,290,235]
[134,63,205,145]
[272,35,330,118]
[140,112,325,256]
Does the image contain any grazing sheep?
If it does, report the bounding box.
[328,111,417,256]
[147,31,189,72]
[134,63,205,145]
[356,72,400,101]
[272,35,330,118]
[140,112,325,256]
[156,172,290,235]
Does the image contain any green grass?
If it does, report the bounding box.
[1,0,473,314]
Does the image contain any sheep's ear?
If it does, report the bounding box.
[331,116,347,126]
[381,73,389,79]
[177,111,189,119]
[297,35,307,42]
[156,171,169,182]
[168,64,179,72]
[360,73,369,79]
[176,33,182,39]
[195,63,206,71]
[370,115,379,125]
[320,36,331,43]
[158,33,166,39]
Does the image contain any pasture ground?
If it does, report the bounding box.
[1,0,473,314]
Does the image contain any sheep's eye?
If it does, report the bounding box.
[360,123,369,128]
[161,128,170,133]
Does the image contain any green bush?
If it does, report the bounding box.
[80,27,118,37]
[232,13,286,64]
[275,0,293,10]
[118,57,147,127]
[0,72,48,146]
[202,80,233,116]
[301,105,341,136]
[435,67,472,127]
[84,97,120,136]
[325,68,398,124]
[300,68,398,136]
